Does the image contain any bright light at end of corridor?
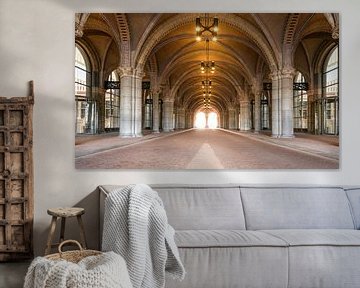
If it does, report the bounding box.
[195,112,218,129]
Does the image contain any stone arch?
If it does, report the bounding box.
[291,14,335,78]
[293,42,312,88]
[114,13,131,67]
[313,41,338,75]
[292,14,333,53]
[134,13,279,73]
[255,56,268,83]
[189,96,226,115]
[147,54,158,75]
[134,14,164,63]
[185,90,230,110]
[251,13,281,61]
[168,65,243,102]
[323,13,339,38]
[102,40,121,84]
[283,13,300,45]
[179,76,235,103]
[153,33,263,81]
[100,13,131,67]
[178,76,236,109]
[75,13,90,37]
[99,14,122,57]
[159,48,253,87]
[75,38,101,72]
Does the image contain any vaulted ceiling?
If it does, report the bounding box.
[76,13,338,114]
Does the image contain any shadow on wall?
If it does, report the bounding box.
[38,187,100,256]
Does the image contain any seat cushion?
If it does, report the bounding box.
[262,229,360,246]
[175,230,288,248]
[261,230,360,288]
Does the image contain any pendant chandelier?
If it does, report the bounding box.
[195,14,219,110]
[195,13,219,42]
[201,40,213,109]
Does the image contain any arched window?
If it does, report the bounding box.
[105,71,120,131]
[323,46,339,98]
[293,72,308,131]
[322,45,339,135]
[75,45,95,134]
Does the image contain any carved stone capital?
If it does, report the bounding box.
[98,88,107,94]
[162,97,174,103]
[332,26,339,39]
[134,69,145,79]
[281,67,296,79]
[75,23,84,38]
[118,67,133,77]
[151,86,162,95]
[270,71,281,81]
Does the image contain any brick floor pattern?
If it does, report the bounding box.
[75,129,339,169]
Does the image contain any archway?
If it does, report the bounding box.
[195,112,206,128]
[194,111,218,128]
[208,112,218,128]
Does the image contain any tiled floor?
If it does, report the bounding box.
[0,261,30,288]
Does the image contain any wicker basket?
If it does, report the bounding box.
[45,240,102,263]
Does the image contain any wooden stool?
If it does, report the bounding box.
[45,207,87,255]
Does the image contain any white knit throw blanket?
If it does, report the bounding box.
[102,184,185,288]
[23,251,133,288]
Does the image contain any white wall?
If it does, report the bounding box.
[0,0,359,256]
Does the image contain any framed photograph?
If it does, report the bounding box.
[75,13,339,169]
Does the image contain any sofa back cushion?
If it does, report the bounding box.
[152,185,246,230]
[240,187,355,230]
[345,188,360,229]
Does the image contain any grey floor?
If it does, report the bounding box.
[0,261,30,288]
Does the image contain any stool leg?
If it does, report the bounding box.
[77,215,87,249]
[45,216,57,255]
[60,217,66,243]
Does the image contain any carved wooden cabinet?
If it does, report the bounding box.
[0,82,34,261]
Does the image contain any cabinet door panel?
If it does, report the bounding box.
[0,94,33,261]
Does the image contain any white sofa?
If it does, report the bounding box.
[99,185,360,288]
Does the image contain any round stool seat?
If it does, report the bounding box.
[47,207,85,218]
[45,207,87,255]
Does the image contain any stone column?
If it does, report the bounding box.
[220,111,225,128]
[271,72,281,138]
[185,112,189,128]
[177,107,185,129]
[162,99,174,132]
[152,91,160,133]
[119,67,143,137]
[134,70,144,137]
[119,67,133,137]
[228,108,236,129]
[97,87,106,133]
[235,108,239,130]
[281,69,295,137]
[307,89,314,134]
[254,91,261,133]
[239,100,251,131]
[224,111,229,129]
[218,113,222,128]
[187,112,194,128]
